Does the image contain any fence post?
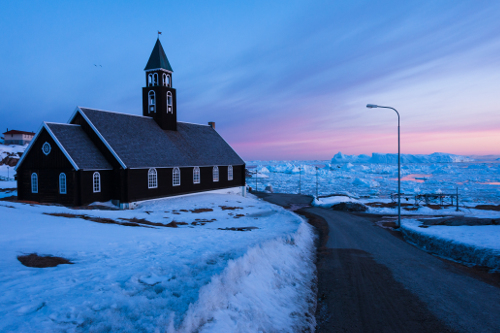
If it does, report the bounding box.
[456,187,459,211]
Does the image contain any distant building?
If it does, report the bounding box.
[15,38,245,208]
[3,130,35,145]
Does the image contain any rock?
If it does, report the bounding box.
[331,202,368,212]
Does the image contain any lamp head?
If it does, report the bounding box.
[366,104,378,109]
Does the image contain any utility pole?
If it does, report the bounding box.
[315,166,319,198]
[298,167,302,194]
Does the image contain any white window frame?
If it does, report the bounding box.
[59,173,67,194]
[148,74,153,86]
[162,73,167,86]
[148,90,156,113]
[166,74,171,87]
[167,92,173,113]
[148,168,158,189]
[213,166,219,182]
[228,165,233,181]
[42,142,51,155]
[31,173,38,193]
[172,167,180,186]
[93,172,101,193]
[193,167,200,184]
[153,73,158,86]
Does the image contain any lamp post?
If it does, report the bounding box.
[366,104,401,228]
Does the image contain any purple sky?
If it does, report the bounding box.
[1,1,500,160]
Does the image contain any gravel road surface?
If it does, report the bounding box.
[256,192,500,333]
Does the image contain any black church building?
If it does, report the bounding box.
[15,39,246,208]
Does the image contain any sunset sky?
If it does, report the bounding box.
[1,1,500,160]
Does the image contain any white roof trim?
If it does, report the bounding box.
[14,124,44,171]
[73,106,150,119]
[43,123,80,170]
[209,127,246,164]
[145,68,172,74]
[16,123,80,171]
[74,107,128,169]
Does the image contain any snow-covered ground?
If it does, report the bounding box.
[0,144,25,181]
[0,193,316,332]
[400,219,500,272]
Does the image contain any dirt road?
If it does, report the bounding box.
[256,192,500,333]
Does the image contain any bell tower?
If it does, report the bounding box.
[142,38,177,131]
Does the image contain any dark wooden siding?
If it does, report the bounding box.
[126,165,245,202]
[78,170,114,205]
[17,128,79,205]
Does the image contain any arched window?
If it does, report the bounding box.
[148,90,156,113]
[59,173,67,194]
[153,73,158,86]
[31,173,38,193]
[167,92,173,113]
[193,167,200,184]
[148,74,153,87]
[162,73,167,86]
[172,167,180,186]
[213,166,219,182]
[228,165,233,181]
[166,74,171,87]
[148,168,158,189]
[93,172,101,193]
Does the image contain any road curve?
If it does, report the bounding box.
[256,193,500,333]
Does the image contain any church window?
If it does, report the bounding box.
[228,165,233,181]
[148,168,158,188]
[166,74,171,87]
[42,142,51,155]
[148,74,153,87]
[167,92,173,113]
[153,73,158,86]
[93,172,101,193]
[59,173,67,194]
[213,166,219,182]
[173,167,180,186]
[193,167,200,184]
[148,90,156,112]
[162,73,167,86]
[31,173,38,193]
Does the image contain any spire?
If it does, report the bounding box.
[144,38,173,72]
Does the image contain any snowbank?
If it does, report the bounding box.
[401,219,500,271]
[0,193,316,332]
[175,222,316,332]
[312,195,358,208]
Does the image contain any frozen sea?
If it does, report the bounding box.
[247,152,500,206]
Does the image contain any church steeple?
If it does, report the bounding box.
[142,38,177,131]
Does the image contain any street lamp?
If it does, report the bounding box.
[366,104,401,228]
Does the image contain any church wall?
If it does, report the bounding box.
[125,165,245,203]
[17,128,79,205]
[78,170,114,206]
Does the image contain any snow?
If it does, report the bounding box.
[400,219,500,271]
[312,195,358,208]
[247,153,500,206]
[0,144,26,181]
[0,193,316,332]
